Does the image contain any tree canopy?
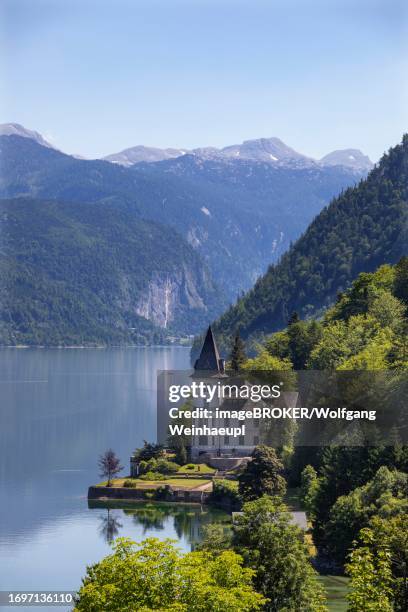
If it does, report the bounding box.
[233,496,327,612]
[238,445,286,501]
[75,537,266,611]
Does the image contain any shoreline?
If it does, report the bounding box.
[88,484,212,504]
[0,344,193,350]
[88,496,205,508]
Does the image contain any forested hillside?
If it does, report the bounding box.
[0,198,223,345]
[234,259,408,610]
[242,258,408,371]
[206,135,408,354]
[0,134,367,302]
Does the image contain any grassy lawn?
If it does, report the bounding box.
[98,477,211,490]
[318,575,349,611]
[178,463,216,474]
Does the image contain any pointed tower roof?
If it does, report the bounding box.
[194,326,224,373]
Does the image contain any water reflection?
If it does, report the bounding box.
[98,509,123,544]
[91,501,231,549]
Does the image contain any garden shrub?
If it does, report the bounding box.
[138,458,179,476]
[123,479,137,488]
[153,485,173,501]
[139,471,166,481]
[210,479,242,509]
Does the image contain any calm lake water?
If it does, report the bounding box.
[0,347,346,611]
[0,347,230,610]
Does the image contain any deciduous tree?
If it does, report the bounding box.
[233,496,327,611]
[346,528,393,612]
[74,537,266,611]
[98,449,123,486]
[238,445,286,501]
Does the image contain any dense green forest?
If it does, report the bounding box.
[0,198,223,345]
[201,135,408,357]
[243,258,408,371]
[228,258,408,609]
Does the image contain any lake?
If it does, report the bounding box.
[0,347,230,610]
[0,347,346,611]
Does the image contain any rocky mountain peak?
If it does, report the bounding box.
[220,137,310,164]
[0,123,54,149]
[319,148,373,172]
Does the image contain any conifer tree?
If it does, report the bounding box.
[229,331,247,372]
[288,311,300,325]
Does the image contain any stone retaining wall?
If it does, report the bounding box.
[88,486,211,504]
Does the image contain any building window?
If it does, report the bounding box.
[239,436,245,446]
[224,435,229,445]
[254,435,259,445]
[199,436,208,446]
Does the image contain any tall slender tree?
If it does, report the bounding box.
[229,331,247,372]
[98,449,123,486]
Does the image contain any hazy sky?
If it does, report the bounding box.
[1,0,407,161]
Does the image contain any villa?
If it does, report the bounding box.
[190,326,299,464]
[191,326,260,463]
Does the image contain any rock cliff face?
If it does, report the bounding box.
[0,197,225,346]
[135,265,215,329]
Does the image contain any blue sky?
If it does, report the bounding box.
[1,0,407,160]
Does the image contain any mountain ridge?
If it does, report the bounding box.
[0,197,225,345]
[199,134,408,356]
[0,133,367,304]
[105,136,373,171]
[0,123,373,171]
[0,123,55,149]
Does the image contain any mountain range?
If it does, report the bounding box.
[0,128,369,300]
[0,123,378,345]
[0,123,373,172]
[104,135,373,172]
[201,134,408,357]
